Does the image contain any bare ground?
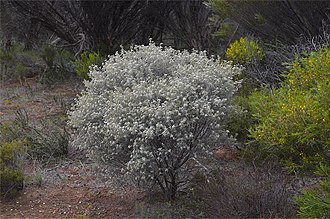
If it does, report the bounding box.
[1,161,145,218]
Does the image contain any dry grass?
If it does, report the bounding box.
[189,163,297,218]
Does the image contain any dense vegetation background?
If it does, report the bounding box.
[1,0,329,218]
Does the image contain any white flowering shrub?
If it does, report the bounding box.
[68,42,242,200]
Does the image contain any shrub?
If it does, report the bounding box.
[0,42,75,84]
[0,138,27,198]
[15,110,69,162]
[0,167,24,197]
[235,21,330,87]
[69,42,242,200]
[0,42,41,82]
[0,43,14,77]
[1,110,69,163]
[295,163,330,217]
[226,37,263,64]
[225,37,282,86]
[39,44,74,84]
[249,48,330,173]
[225,94,257,144]
[190,165,296,218]
[25,119,69,162]
[72,51,102,80]
[215,23,235,40]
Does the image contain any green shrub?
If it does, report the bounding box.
[41,44,57,68]
[14,63,27,81]
[13,111,69,162]
[72,51,102,80]
[0,167,24,197]
[2,123,21,141]
[0,140,25,163]
[254,13,266,26]
[0,42,40,82]
[214,23,235,40]
[249,48,330,172]
[295,164,330,217]
[226,94,256,143]
[210,0,232,19]
[0,42,23,62]
[226,37,263,64]
[0,42,74,84]
[1,110,69,163]
[39,44,74,84]
[0,140,27,198]
[225,75,259,145]
[0,44,14,69]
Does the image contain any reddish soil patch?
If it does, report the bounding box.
[0,77,79,123]
[214,147,238,161]
[0,162,144,218]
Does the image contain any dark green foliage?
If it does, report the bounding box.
[0,42,40,82]
[214,23,235,40]
[225,68,259,144]
[0,167,24,198]
[0,136,26,198]
[41,44,57,68]
[295,164,330,218]
[209,0,232,19]
[226,94,256,144]
[39,44,75,84]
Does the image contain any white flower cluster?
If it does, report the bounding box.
[68,42,242,191]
